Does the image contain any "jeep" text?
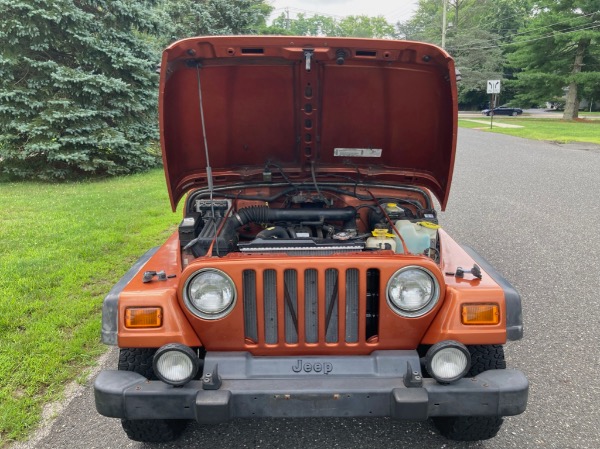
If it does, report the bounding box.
[291,360,333,374]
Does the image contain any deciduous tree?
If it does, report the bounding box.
[397,0,531,108]
[270,13,396,39]
[160,0,272,43]
[507,0,600,119]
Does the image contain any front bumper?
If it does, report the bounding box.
[94,351,528,423]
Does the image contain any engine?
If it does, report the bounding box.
[235,205,364,256]
[178,188,439,262]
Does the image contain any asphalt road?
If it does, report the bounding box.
[12,129,600,449]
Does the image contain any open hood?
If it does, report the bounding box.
[159,36,457,211]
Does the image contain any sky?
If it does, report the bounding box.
[267,0,420,24]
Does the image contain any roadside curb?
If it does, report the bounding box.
[461,119,524,128]
[550,141,600,152]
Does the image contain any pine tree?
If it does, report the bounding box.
[0,0,163,180]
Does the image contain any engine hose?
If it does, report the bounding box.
[256,226,290,239]
[234,206,357,227]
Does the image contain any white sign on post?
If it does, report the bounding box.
[487,80,501,94]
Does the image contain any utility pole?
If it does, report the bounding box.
[441,0,448,49]
[285,8,290,30]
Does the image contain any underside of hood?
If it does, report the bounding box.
[159,36,457,211]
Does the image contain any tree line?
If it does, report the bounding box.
[0,0,598,181]
[271,0,599,119]
[398,0,600,120]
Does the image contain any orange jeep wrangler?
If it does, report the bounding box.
[94,36,528,443]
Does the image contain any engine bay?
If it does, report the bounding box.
[178,183,441,265]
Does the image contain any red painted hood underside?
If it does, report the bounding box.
[159,36,457,211]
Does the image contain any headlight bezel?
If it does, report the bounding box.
[386,265,441,317]
[183,268,237,320]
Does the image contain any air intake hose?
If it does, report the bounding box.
[234,206,356,227]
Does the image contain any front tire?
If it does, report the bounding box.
[433,416,504,441]
[118,348,188,443]
[511,111,518,116]
[118,347,157,379]
[467,344,506,376]
[121,418,188,443]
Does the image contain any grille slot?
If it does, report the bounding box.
[366,268,380,340]
[345,268,359,343]
[325,269,339,343]
[242,270,258,342]
[263,269,278,344]
[305,269,318,343]
[284,269,298,343]
[243,267,373,347]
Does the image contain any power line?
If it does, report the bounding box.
[270,3,418,23]
[454,23,600,51]
[450,13,599,50]
[457,7,596,42]
[383,4,418,23]
[471,7,530,28]
[280,7,346,20]
[498,11,597,39]
[268,7,342,22]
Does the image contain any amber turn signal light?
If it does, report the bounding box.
[461,304,499,325]
[125,307,162,328]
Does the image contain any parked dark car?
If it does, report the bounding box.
[481,106,523,116]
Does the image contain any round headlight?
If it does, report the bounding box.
[184,269,236,319]
[386,266,440,317]
[153,344,199,386]
[425,340,471,384]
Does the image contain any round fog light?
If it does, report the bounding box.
[153,344,199,386]
[425,341,470,384]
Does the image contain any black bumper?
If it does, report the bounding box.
[95,351,528,423]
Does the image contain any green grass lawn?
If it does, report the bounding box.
[0,169,180,444]
[458,118,600,145]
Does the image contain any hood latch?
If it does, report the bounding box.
[303,49,314,71]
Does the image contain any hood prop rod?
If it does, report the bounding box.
[195,63,220,255]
